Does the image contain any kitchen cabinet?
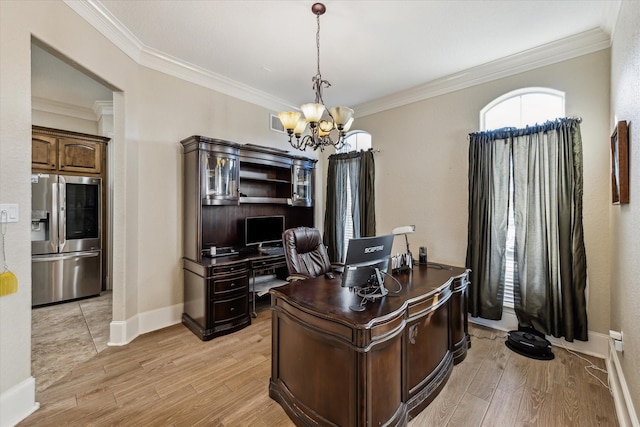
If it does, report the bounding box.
[32,126,108,176]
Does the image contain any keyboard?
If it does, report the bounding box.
[260,246,284,255]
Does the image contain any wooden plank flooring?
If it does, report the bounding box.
[20,301,618,426]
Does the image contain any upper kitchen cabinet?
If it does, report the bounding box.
[32,126,109,176]
[32,134,58,171]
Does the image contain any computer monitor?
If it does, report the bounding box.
[244,215,285,249]
[341,234,394,311]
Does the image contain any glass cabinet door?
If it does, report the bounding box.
[291,162,313,207]
[202,151,239,205]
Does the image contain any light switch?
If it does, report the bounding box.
[0,204,19,223]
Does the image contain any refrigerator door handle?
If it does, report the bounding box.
[58,175,66,252]
[32,252,99,262]
[51,176,60,252]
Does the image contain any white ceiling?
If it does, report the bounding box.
[34,0,619,117]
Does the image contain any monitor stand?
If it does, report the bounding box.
[349,268,388,312]
[258,243,284,255]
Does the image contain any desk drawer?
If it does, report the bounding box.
[213,274,248,295]
[212,262,247,276]
[251,257,286,272]
[213,294,249,323]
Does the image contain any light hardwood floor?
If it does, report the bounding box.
[21,299,618,426]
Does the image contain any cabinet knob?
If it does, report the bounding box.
[230,307,235,311]
[230,283,235,287]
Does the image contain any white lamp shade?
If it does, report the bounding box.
[278,111,301,130]
[330,106,354,129]
[342,117,354,132]
[318,121,332,137]
[301,103,325,123]
[293,119,307,136]
[319,119,334,133]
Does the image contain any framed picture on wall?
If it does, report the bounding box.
[611,120,629,204]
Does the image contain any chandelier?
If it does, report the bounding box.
[278,3,354,151]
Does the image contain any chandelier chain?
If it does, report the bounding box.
[313,11,330,107]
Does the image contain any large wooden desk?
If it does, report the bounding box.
[269,264,470,426]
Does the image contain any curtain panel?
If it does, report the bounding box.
[467,118,588,341]
[324,150,376,262]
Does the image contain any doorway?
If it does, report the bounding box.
[30,39,117,392]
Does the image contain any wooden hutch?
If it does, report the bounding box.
[180,136,316,340]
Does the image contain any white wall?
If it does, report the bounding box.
[356,50,612,336]
[610,0,640,415]
[0,1,321,424]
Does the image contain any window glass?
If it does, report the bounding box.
[482,88,564,131]
[338,131,372,154]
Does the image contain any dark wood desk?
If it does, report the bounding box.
[269,264,470,426]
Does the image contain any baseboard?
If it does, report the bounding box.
[607,339,640,427]
[470,310,608,358]
[108,303,183,346]
[0,377,39,427]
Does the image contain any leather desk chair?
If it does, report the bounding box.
[282,227,341,281]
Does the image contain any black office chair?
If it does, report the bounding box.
[282,227,341,281]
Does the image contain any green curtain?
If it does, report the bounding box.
[324,150,376,262]
[359,150,376,238]
[467,118,588,341]
[511,118,588,341]
[466,130,511,320]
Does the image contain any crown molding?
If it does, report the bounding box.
[354,28,611,117]
[138,45,297,112]
[64,0,143,62]
[65,2,612,119]
[93,100,113,119]
[64,0,296,113]
[32,96,100,121]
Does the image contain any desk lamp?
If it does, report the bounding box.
[391,225,415,267]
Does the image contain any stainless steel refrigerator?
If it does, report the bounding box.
[31,173,102,306]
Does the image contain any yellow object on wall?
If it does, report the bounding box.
[0,271,18,296]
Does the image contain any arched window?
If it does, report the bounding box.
[337,130,372,153]
[480,88,565,307]
[481,87,565,131]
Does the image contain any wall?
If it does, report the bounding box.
[0,1,321,425]
[356,50,612,338]
[610,0,640,415]
[31,110,99,135]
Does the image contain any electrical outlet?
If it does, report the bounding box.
[609,330,623,341]
[610,330,624,352]
[0,204,19,223]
